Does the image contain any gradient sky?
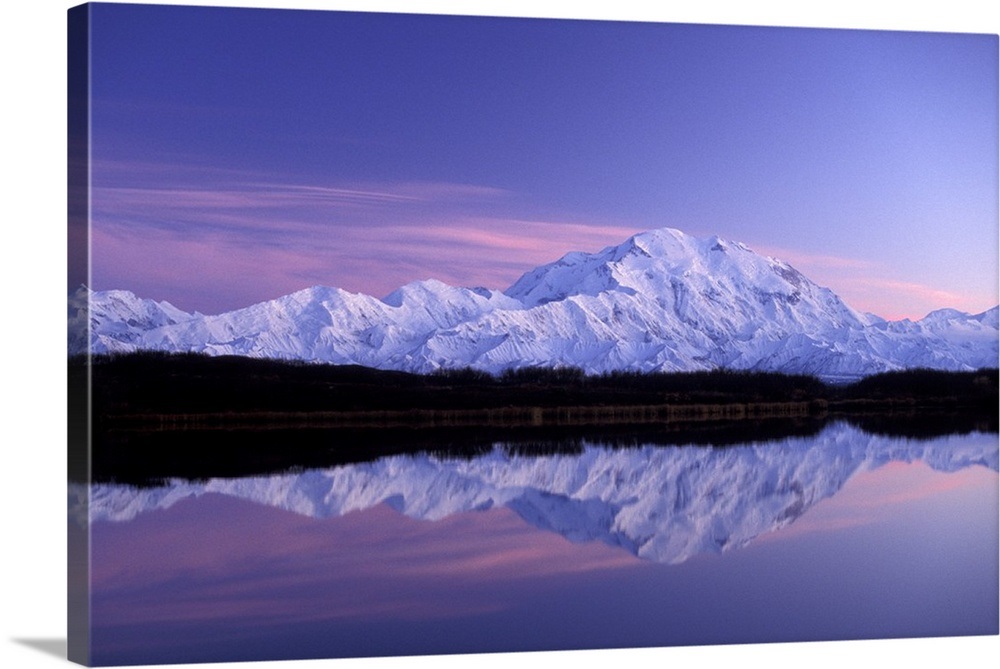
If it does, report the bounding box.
[86,3,998,319]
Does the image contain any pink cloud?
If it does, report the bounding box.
[754,245,880,271]
[90,169,562,311]
[830,276,990,320]
[415,219,639,253]
[95,161,995,320]
[754,243,994,319]
[90,224,339,311]
[330,218,642,299]
[91,192,640,312]
[89,158,995,320]
[878,280,970,310]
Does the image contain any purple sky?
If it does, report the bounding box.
[85,4,998,320]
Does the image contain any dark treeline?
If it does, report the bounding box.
[71,352,998,485]
[74,351,998,416]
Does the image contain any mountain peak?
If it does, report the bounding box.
[505,227,834,318]
[381,278,462,307]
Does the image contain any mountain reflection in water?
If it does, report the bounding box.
[76,421,998,565]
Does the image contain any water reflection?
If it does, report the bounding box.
[74,421,998,565]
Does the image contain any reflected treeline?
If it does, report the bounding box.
[89,413,995,486]
[846,411,997,441]
[79,422,999,565]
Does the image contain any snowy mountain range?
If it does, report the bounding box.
[73,422,999,564]
[70,227,998,379]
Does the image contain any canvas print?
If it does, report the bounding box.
[67,3,999,666]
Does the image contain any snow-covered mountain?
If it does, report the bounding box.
[69,287,197,354]
[73,423,999,564]
[70,227,999,378]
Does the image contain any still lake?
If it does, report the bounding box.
[72,421,999,666]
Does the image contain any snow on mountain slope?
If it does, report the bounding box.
[144,285,398,363]
[75,423,999,564]
[457,228,886,374]
[868,306,1000,370]
[507,228,868,332]
[69,285,196,354]
[70,228,999,376]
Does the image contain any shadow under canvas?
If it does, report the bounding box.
[12,638,68,661]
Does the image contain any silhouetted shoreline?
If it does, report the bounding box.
[68,352,997,485]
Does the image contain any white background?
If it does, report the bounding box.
[2,2,997,668]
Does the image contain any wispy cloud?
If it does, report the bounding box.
[375,218,640,265]
[753,244,880,272]
[91,160,992,319]
[92,160,514,234]
[331,218,642,296]
[92,180,496,227]
[754,243,994,319]
[92,215,640,313]
[819,274,988,320]
[877,280,970,309]
[90,163,639,312]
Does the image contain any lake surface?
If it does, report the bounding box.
[71,421,999,666]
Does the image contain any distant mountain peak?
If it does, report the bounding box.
[383,278,482,307]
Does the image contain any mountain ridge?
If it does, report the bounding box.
[69,227,999,378]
